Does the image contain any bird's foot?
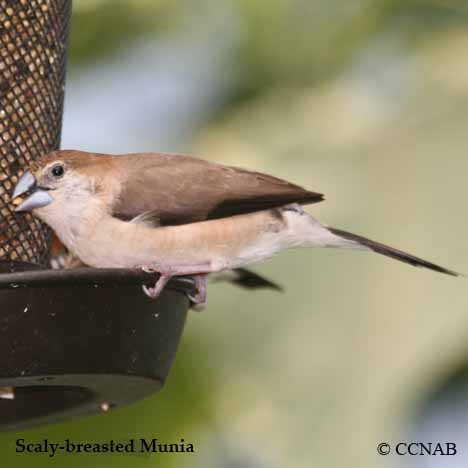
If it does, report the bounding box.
[187,274,208,311]
[141,263,212,305]
[142,271,171,299]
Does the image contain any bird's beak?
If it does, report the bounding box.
[12,171,54,212]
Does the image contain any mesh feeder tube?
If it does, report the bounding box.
[0,0,69,265]
[0,0,190,431]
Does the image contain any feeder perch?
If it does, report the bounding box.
[0,0,191,431]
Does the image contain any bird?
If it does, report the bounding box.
[11,149,459,304]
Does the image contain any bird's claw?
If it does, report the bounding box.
[142,284,159,299]
[187,275,207,310]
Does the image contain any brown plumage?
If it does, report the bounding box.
[12,149,459,305]
[38,150,323,224]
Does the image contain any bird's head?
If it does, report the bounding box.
[11,150,117,226]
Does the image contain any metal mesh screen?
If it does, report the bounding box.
[0,0,71,267]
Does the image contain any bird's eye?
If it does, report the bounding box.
[51,164,64,178]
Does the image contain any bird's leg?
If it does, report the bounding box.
[141,263,213,302]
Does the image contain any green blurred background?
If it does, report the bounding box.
[2,0,468,467]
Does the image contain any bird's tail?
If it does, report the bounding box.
[279,206,459,276]
[326,226,459,277]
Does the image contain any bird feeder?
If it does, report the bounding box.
[0,0,191,431]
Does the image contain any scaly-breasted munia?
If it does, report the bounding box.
[12,150,459,304]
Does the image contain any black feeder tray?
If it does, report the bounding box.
[0,262,194,432]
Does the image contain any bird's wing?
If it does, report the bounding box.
[112,152,323,224]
